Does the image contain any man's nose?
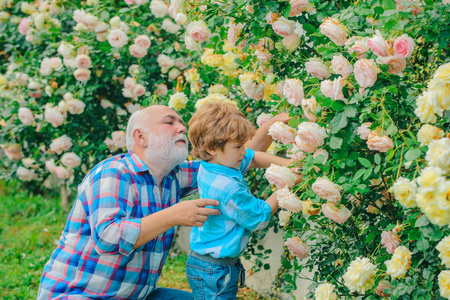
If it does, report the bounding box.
[177,123,187,134]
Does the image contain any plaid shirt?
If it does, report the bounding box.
[38,151,199,300]
[190,149,272,258]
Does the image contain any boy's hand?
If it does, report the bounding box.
[269,112,291,125]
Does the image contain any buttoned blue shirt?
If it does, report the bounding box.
[190,149,272,258]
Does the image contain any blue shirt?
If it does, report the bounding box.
[190,149,272,258]
[38,151,199,299]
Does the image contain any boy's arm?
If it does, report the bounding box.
[245,113,290,152]
[265,192,279,216]
[248,151,291,169]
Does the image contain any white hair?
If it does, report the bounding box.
[126,109,149,150]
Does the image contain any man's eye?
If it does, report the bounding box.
[164,122,173,124]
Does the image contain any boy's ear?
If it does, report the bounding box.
[206,148,217,157]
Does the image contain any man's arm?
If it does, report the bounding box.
[245,113,291,152]
[134,199,220,249]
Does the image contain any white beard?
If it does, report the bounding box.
[145,130,189,172]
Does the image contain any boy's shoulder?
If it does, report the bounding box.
[198,167,243,195]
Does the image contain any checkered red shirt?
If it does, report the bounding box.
[38,151,199,299]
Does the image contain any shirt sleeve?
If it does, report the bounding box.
[239,148,255,174]
[82,168,141,256]
[177,160,200,198]
[221,183,272,231]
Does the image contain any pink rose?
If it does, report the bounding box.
[283,78,304,106]
[268,121,296,145]
[124,77,137,91]
[331,55,353,78]
[157,54,175,69]
[393,34,415,58]
[54,166,72,179]
[239,76,264,100]
[381,230,401,254]
[45,107,65,127]
[29,89,43,98]
[107,29,129,48]
[285,237,309,259]
[277,187,303,212]
[61,152,81,168]
[367,32,388,57]
[17,166,35,181]
[312,177,342,204]
[186,20,211,42]
[228,22,244,47]
[67,99,86,115]
[295,122,327,153]
[319,17,348,46]
[381,56,407,75]
[18,107,34,125]
[322,203,351,224]
[75,54,92,69]
[255,47,272,62]
[305,58,331,80]
[154,83,168,96]
[134,84,146,97]
[320,80,333,99]
[357,122,372,140]
[50,135,73,154]
[301,96,318,122]
[264,164,297,188]
[375,280,394,297]
[287,144,306,161]
[135,35,151,49]
[45,159,56,173]
[367,130,394,152]
[289,0,310,16]
[74,69,91,82]
[272,17,295,37]
[332,76,347,102]
[354,59,378,88]
[348,38,369,58]
[129,44,147,58]
[2,144,23,160]
[282,34,301,51]
[18,17,31,35]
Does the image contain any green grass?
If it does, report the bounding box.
[0,181,266,299]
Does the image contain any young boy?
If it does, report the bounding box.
[186,101,297,299]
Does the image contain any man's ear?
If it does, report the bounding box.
[132,129,146,148]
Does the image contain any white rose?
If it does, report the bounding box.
[331,55,353,78]
[150,0,169,18]
[45,106,65,127]
[312,176,342,204]
[343,257,376,294]
[268,121,296,145]
[295,122,327,153]
[67,99,86,115]
[162,18,181,34]
[277,187,303,213]
[61,152,81,168]
[272,17,295,37]
[129,44,147,58]
[17,166,35,181]
[283,78,304,106]
[50,135,73,154]
[305,58,331,80]
[18,107,34,125]
[264,164,297,188]
[107,29,128,48]
[157,54,175,68]
[186,20,211,42]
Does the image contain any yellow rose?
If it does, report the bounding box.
[263,82,278,101]
[424,203,450,227]
[195,94,237,109]
[439,270,450,299]
[437,236,450,268]
[414,90,443,124]
[342,257,377,294]
[385,246,412,279]
[429,79,450,110]
[417,166,444,188]
[436,181,450,212]
[222,40,237,52]
[426,138,450,172]
[314,282,338,300]
[434,62,450,83]
[417,124,445,146]
[220,52,239,72]
[208,84,229,95]
[200,49,223,68]
[168,92,188,111]
[393,177,417,208]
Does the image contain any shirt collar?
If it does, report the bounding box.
[200,160,242,178]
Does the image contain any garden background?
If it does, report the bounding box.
[0,0,449,299]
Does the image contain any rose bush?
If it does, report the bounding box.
[1,0,450,298]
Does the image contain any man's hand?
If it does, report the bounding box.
[171,199,221,227]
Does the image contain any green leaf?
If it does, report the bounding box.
[415,215,429,227]
[330,136,343,149]
[417,236,430,251]
[358,157,372,168]
[331,100,346,112]
[363,168,373,180]
[284,3,291,18]
[288,118,301,128]
[353,169,366,181]
[330,113,348,134]
[374,154,381,165]
[270,94,281,100]
[405,148,421,161]
[302,23,316,34]
[408,228,421,241]
[386,123,398,136]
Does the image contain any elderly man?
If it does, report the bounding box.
[37,105,288,299]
